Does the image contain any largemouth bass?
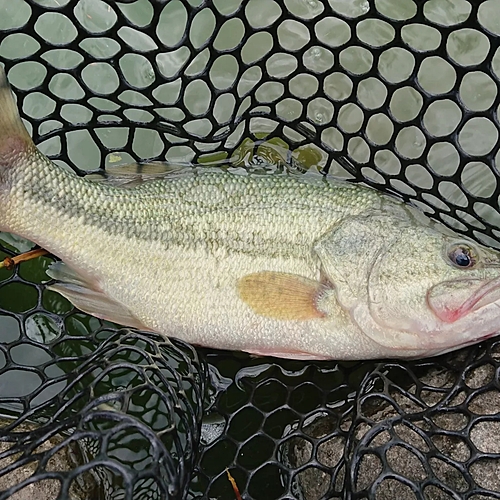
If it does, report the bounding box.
[1,66,500,360]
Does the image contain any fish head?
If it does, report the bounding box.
[316,204,500,357]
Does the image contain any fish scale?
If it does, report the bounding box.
[8,146,381,254]
[2,65,500,360]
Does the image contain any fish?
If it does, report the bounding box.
[1,65,500,361]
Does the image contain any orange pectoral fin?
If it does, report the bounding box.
[237,271,326,321]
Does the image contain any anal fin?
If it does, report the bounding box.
[246,347,330,361]
[47,262,146,330]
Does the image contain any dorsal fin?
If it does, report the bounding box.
[85,161,195,188]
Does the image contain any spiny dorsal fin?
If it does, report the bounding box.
[0,65,34,160]
[85,161,193,188]
[237,271,326,320]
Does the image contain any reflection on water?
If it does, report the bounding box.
[25,313,62,343]
[0,316,206,498]
[0,315,20,343]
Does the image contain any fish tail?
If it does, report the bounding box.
[0,65,34,165]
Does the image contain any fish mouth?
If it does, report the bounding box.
[427,275,500,323]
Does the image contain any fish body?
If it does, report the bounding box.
[2,66,500,360]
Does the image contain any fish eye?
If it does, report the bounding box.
[448,244,477,269]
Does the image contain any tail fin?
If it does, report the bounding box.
[0,65,33,160]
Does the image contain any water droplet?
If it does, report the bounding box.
[361,2,369,14]
[251,155,266,165]
[315,112,324,124]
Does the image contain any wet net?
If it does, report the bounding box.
[0,0,500,498]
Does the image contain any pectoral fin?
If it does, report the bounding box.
[237,271,326,320]
[47,262,146,330]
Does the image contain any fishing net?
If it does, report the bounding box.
[0,0,500,498]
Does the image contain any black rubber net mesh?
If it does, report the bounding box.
[0,0,500,499]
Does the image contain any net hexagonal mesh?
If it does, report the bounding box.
[0,0,500,499]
